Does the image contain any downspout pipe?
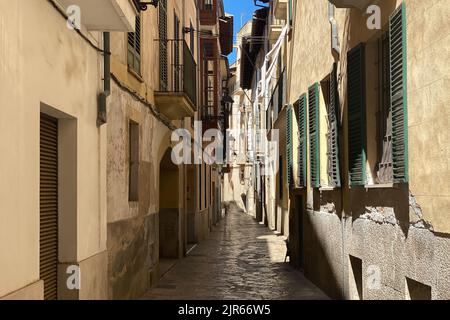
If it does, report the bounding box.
[98,32,110,126]
[328,2,341,58]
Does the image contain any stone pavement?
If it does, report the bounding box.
[142,203,328,300]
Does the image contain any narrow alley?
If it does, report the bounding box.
[1,0,450,305]
[142,203,327,300]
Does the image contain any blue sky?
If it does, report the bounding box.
[224,0,259,64]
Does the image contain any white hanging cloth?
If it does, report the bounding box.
[259,24,290,111]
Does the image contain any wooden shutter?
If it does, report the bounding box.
[308,83,320,188]
[390,2,408,183]
[159,1,168,90]
[328,63,341,187]
[128,15,141,73]
[347,43,366,186]
[297,94,307,187]
[286,105,293,187]
[40,114,59,300]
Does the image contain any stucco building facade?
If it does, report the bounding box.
[282,0,450,299]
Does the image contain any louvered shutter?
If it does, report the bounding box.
[308,83,320,188]
[286,105,293,187]
[159,0,168,90]
[347,43,366,186]
[390,2,408,183]
[328,63,341,187]
[128,15,141,74]
[40,114,59,300]
[297,94,307,187]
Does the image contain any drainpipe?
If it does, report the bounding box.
[328,2,341,58]
[98,32,110,126]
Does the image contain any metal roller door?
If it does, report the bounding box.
[40,114,58,300]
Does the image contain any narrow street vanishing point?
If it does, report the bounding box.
[143,203,327,300]
[1,0,450,303]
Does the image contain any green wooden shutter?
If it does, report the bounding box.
[308,83,320,188]
[329,63,341,187]
[286,105,293,187]
[297,94,307,187]
[389,2,408,183]
[288,0,293,25]
[127,15,141,74]
[347,43,366,186]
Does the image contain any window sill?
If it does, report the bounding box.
[127,67,144,83]
[364,183,395,189]
[319,186,337,192]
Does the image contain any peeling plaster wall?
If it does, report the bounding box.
[106,80,170,299]
[286,0,450,299]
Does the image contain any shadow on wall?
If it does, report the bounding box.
[289,191,345,299]
[159,148,181,259]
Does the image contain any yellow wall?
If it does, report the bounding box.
[406,0,450,233]
[288,0,450,232]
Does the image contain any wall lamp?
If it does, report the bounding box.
[137,0,159,11]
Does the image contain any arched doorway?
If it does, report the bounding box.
[159,148,180,259]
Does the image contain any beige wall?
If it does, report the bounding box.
[285,0,450,299]
[406,0,450,233]
[0,0,108,298]
[288,0,450,232]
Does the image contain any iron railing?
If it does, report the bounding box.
[159,39,197,107]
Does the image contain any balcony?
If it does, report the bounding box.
[155,40,197,120]
[200,0,217,25]
[273,0,288,20]
[57,0,138,31]
[328,0,377,10]
[269,16,285,43]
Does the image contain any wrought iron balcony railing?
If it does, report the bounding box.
[159,40,197,107]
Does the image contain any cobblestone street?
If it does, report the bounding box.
[142,204,328,300]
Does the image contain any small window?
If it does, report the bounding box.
[128,15,141,75]
[129,121,140,201]
[203,0,213,11]
[279,156,283,199]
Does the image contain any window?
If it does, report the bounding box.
[128,15,141,74]
[375,31,393,184]
[347,43,366,186]
[286,105,293,187]
[320,64,341,187]
[203,40,216,117]
[203,0,213,11]
[279,156,283,199]
[348,3,408,186]
[296,94,307,188]
[173,12,181,92]
[159,0,168,90]
[308,83,320,188]
[129,121,140,201]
